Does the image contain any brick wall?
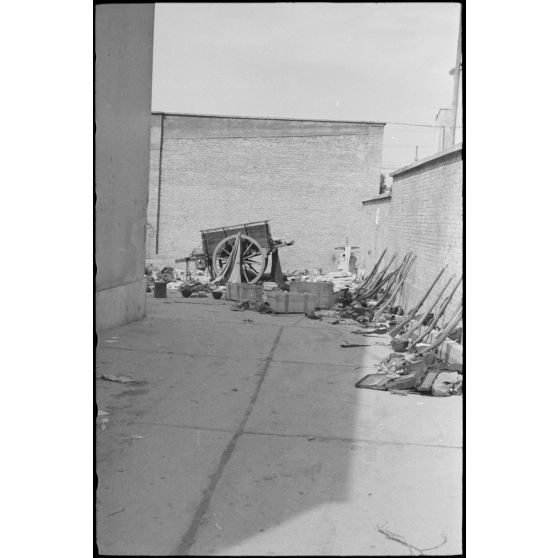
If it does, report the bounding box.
[361,146,463,319]
[146,114,384,272]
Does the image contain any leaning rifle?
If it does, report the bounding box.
[372,254,416,321]
[389,266,447,338]
[408,275,462,349]
[417,305,463,355]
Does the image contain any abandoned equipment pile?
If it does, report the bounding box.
[146,239,463,397]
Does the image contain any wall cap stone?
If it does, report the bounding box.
[390,143,462,179]
[152,111,386,127]
[362,192,392,205]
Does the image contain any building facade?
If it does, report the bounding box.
[95,4,154,330]
[147,113,385,272]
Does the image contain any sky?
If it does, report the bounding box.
[151,3,462,171]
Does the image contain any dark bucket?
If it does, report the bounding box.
[154,281,167,298]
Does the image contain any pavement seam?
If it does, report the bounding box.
[97,344,382,370]
[174,326,285,556]
[132,421,462,450]
[241,429,463,450]
[107,312,348,331]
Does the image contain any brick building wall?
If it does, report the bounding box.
[361,145,463,319]
[147,113,384,272]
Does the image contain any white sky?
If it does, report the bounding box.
[151,2,462,169]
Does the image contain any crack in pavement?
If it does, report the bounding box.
[174,326,285,555]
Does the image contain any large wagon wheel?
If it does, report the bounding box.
[212,234,268,284]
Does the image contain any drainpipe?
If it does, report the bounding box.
[155,113,164,254]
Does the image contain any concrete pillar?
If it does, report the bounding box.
[95,4,155,331]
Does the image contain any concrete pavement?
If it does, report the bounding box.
[96,293,462,555]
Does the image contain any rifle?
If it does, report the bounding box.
[408,275,463,349]
[372,254,416,321]
[417,305,463,355]
[389,266,447,338]
[362,269,396,305]
[355,248,387,296]
[357,252,398,301]
[393,273,455,340]
[368,252,412,304]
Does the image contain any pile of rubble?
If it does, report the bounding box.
[356,351,462,397]
[145,264,222,298]
[285,268,357,293]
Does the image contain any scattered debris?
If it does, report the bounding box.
[357,325,389,335]
[376,522,447,555]
[355,374,390,390]
[190,291,209,298]
[432,371,463,397]
[99,374,135,384]
[231,300,273,314]
[106,508,126,517]
[101,418,109,430]
[356,350,462,397]
[305,309,320,319]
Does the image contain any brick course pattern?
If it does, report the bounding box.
[146,114,384,272]
[360,147,463,319]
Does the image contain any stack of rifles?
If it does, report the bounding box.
[354,248,463,354]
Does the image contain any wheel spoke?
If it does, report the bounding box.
[245,265,258,281]
[243,240,257,257]
[244,262,259,276]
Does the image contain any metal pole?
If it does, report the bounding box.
[450,9,462,145]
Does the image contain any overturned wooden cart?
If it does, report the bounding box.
[198,220,293,284]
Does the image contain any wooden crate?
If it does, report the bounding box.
[265,291,318,314]
[288,281,334,309]
[225,283,263,303]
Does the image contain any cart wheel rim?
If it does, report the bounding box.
[212,234,267,284]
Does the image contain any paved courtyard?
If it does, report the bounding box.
[96,293,462,555]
